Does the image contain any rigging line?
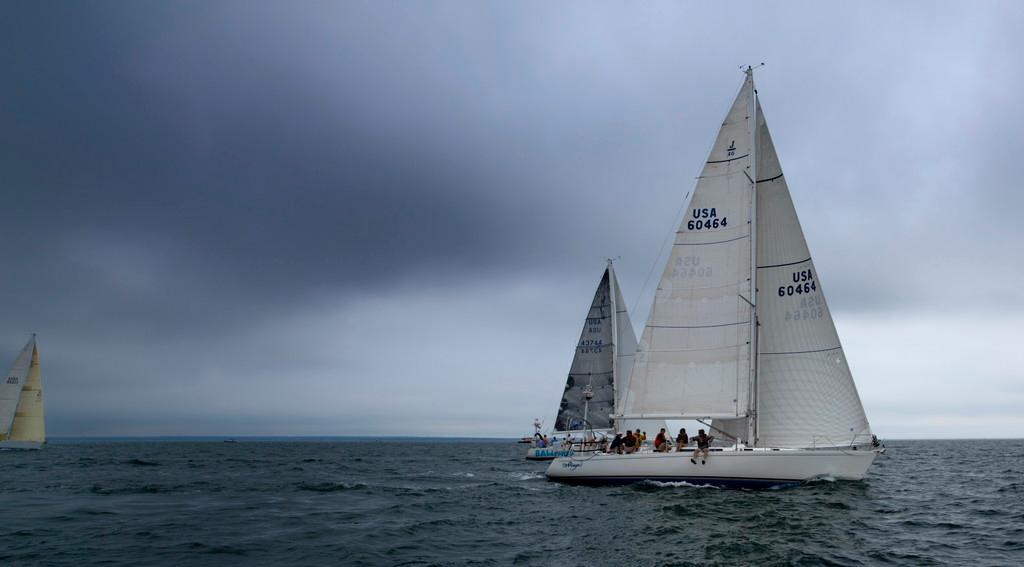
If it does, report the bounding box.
[760,346,841,356]
[757,256,811,269]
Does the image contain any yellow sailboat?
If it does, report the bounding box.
[0,335,45,450]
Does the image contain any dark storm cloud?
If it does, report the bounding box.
[2,2,1022,435]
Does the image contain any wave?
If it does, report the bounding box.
[91,484,178,495]
[296,481,369,493]
[639,480,721,490]
[509,471,544,481]
[125,458,161,466]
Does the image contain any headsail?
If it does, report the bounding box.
[554,264,639,433]
[621,76,756,423]
[8,339,44,443]
[0,336,35,438]
[610,262,638,417]
[753,100,871,448]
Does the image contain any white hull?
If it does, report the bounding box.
[546,448,879,488]
[0,440,43,450]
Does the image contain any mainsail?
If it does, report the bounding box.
[554,264,637,432]
[0,336,35,438]
[8,339,45,443]
[621,71,871,448]
[621,79,755,423]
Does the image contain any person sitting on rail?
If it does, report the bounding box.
[675,428,689,452]
[623,430,638,454]
[609,433,624,454]
[654,428,670,452]
[690,429,713,465]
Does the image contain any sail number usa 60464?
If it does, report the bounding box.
[687,208,728,230]
[778,269,816,296]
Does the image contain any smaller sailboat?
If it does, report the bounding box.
[0,335,45,450]
[527,261,638,460]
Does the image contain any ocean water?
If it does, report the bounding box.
[1,438,1022,566]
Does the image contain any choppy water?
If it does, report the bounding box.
[1,438,1022,566]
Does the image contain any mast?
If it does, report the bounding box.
[746,66,759,447]
[607,258,619,434]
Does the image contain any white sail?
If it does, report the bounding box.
[753,101,871,448]
[609,262,638,416]
[621,77,755,421]
[8,340,44,443]
[0,336,35,438]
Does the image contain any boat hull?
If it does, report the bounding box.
[545,448,878,488]
[0,440,43,450]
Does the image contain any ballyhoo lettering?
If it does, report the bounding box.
[536,450,574,458]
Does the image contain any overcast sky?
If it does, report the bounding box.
[2,1,1022,438]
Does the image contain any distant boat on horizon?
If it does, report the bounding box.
[0,335,45,450]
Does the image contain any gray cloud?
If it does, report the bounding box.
[1,1,1022,436]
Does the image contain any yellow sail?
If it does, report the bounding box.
[8,341,44,444]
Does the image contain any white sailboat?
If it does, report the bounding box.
[547,68,881,486]
[0,335,45,450]
[527,261,639,460]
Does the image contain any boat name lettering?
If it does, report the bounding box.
[5,376,18,385]
[561,461,583,470]
[779,270,816,297]
[687,208,727,231]
[537,450,574,458]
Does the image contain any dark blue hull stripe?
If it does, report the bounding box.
[547,475,804,489]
